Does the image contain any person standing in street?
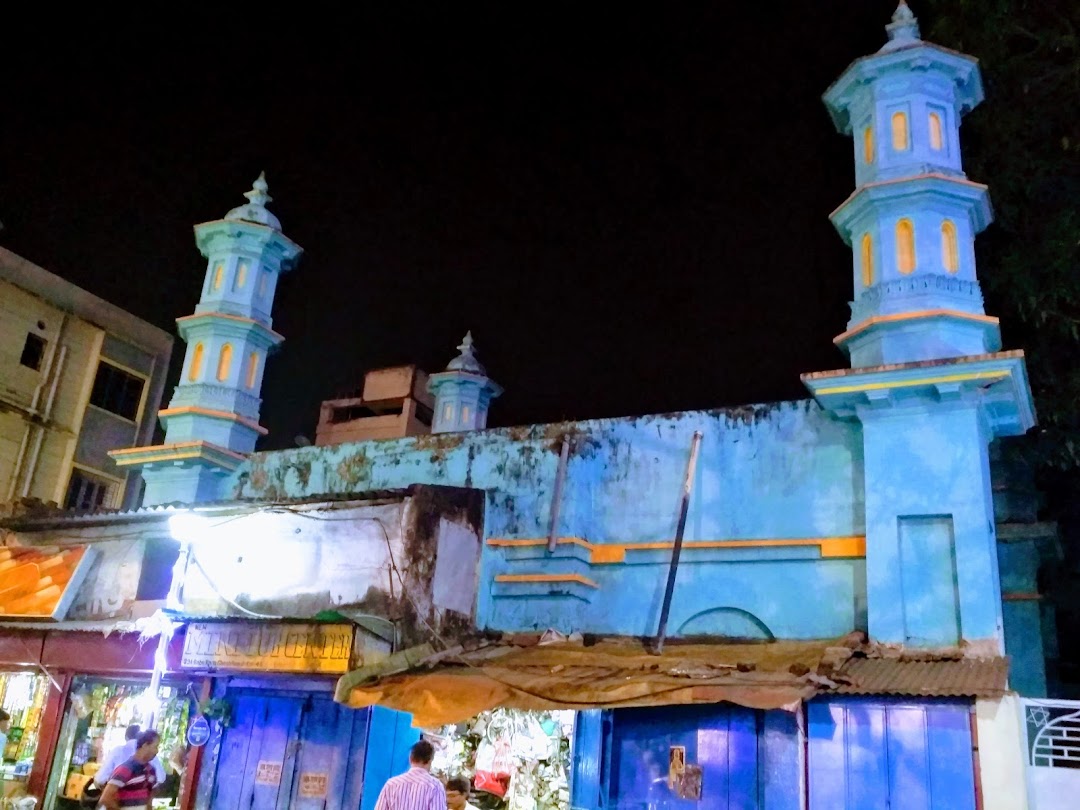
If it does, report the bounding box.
[98,729,160,810]
[373,740,446,810]
[94,725,166,790]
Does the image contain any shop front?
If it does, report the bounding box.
[182,619,418,810]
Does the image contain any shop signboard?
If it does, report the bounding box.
[180,622,353,674]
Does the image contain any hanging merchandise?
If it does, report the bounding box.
[430,708,573,810]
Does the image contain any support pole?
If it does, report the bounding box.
[547,437,571,553]
[653,430,703,655]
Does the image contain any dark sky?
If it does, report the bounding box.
[0,2,905,450]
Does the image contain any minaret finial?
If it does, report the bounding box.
[446,330,485,374]
[884,0,921,49]
[244,171,272,207]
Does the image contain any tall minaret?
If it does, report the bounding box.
[803,4,1035,656]
[428,332,502,433]
[111,174,303,505]
[822,0,997,368]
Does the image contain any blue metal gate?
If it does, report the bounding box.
[808,698,976,810]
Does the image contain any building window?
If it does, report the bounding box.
[891,112,909,151]
[860,233,874,287]
[212,263,225,291]
[442,403,453,423]
[234,261,248,291]
[216,344,233,382]
[64,469,114,511]
[90,362,144,421]
[189,342,204,381]
[259,270,270,298]
[461,405,471,423]
[863,126,874,164]
[896,219,916,275]
[928,112,944,151]
[19,333,47,370]
[941,220,959,273]
[245,351,259,389]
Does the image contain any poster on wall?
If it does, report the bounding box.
[255,761,282,786]
[299,773,329,799]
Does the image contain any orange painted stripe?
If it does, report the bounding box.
[158,406,269,435]
[1002,592,1042,601]
[834,309,998,346]
[830,172,989,220]
[495,573,600,588]
[487,536,866,563]
[109,440,247,468]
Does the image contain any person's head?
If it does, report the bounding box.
[135,730,160,762]
[124,724,141,741]
[445,777,471,810]
[0,710,9,734]
[408,740,435,770]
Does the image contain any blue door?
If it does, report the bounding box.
[808,698,976,810]
[602,705,767,810]
[210,690,370,810]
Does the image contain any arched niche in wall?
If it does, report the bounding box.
[677,607,775,641]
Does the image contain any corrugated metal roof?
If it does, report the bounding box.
[0,546,96,619]
[833,657,1009,697]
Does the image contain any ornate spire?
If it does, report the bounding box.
[882,0,921,51]
[225,171,282,230]
[445,330,486,374]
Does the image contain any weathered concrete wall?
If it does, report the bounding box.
[229,400,867,640]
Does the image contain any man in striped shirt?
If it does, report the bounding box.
[373,740,446,810]
[98,729,160,810]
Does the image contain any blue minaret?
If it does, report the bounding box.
[823,0,997,368]
[111,173,303,505]
[428,332,502,433]
[803,4,1036,659]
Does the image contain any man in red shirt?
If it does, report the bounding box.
[99,729,160,810]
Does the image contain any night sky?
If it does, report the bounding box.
[1,3,910,450]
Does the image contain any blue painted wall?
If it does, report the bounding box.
[232,401,867,640]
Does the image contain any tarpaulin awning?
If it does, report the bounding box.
[334,633,1011,727]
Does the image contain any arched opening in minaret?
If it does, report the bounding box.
[928,112,944,151]
[234,261,248,291]
[896,219,916,274]
[245,351,259,389]
[216,343,233,382]
[212,263,225,291]
[863,125,874,164]
[188,343,204,382]
[941,220,959,273]
[891,111,909,151]
[860,233,874,287]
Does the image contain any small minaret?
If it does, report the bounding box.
[822,0,997,368]
[427,332,502,433]
[110,173,303,505]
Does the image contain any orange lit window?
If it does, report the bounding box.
[891,112,909,151]
[216,344,233,382]
[896,219,916,274]
[235,261,248,290]
[929,112,944,151]
[941,220,959,273]
[259,270,270,297]
[245,351,259,389]
[863,126,874,164]
[188,343,204,381]
[860,233,874,287]
[212,263,224,291]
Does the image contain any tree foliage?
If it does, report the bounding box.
[924,0,1080,469]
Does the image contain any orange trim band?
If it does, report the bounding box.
[834,309,999,346]
[487,536,866,563]
[495,573,599,589]
[158,406,268,435]
[1002,592,1042,602]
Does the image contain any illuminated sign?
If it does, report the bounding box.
[181,622,353,674]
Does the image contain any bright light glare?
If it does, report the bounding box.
[168,511,210,546]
